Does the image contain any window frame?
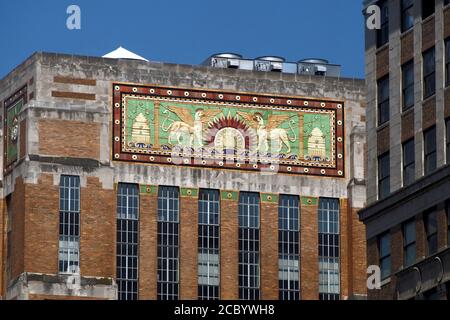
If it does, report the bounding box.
[425,209,438,256]
[422,0,435,20]
[401,0,414,33]
[379,232,391,280]
[403,219,416,267]
[378,75,390,126]
[377,0,389,48]
[402,138,415,187]
[424,126,437,175]
[445,38,450,86]
[378,152,390,200]
[402,60,414,111]
[446,118,450,164]
[423,47,436,99]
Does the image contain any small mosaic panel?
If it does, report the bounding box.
[3,85,27,173]
[112,83,345,177]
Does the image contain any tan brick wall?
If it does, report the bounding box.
[377,126,390,155]
[437,203,447,251]
[422,97,436,131]
[139,192,157,300]
[10,177,25,281]
[80,177,115,278]
[376,47,389,79]
[300,200,318,300]
[260,201,278,300]
[340,199,350,298]
[422,17,435,51]
[416,215,426,260]
[350,208,367,297]
[24,174,59,275]
[391,226,403,275]
[402,109,415,142]
[179,195,198,300]
[220,195,238,300]
[38,119,100,159]
[401,30,414,64]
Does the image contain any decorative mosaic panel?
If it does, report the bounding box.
[112,83,345,177]
[3,85,27,173]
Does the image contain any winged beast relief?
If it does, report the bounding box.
[236,111,297,154]
[161,106,223,147]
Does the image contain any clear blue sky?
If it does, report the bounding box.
[0,0,364,79]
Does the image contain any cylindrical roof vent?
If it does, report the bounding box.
[298,58,329,64]
[256,56,286,62]
[212,53,243,59]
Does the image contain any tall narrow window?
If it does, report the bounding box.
[425,209,437,256]
[379,232,391,280]
[446,118,450,164]
[198,189,220,300]
[6,196,12,282]
[59,175,80,274]
[377,0,389,48]
[424,126,437,175]
[157,186,180,300]
[403,139,415,186]
[401,0,414,32]
[278,195,300,300]
[422,0,435,19]
[378,75,390,125]
[402,60,414,110]
[445,39,450,86]
[238,192,260,300]
[116,183,139,300]
[447,202,450,246]
[403,219,416,267]
[423,47,436,99]
[318,198,340,300]
[378,152,390,199]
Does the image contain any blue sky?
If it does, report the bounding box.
[0,0,364,79]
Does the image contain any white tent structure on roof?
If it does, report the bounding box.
[102,46,148,62]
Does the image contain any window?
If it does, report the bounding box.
[377,0,389,47]
[378,75,390,125]
[425,209,438,256]
[424,126,437,175]
[318,198,340,300]
[401,0,414,32]
[403,139,415,186]
[422,0,435,19]
[402,61,414,110]
[59,175,80,274]
[157,186,180,300]
[423,47,436,99]
[278,195,300,300]
[446,201,450,247]
[378,152,390,199]
[116,183,139,300]
[238,192,260,300]
[403,220,416,267]
[198,189,220,300]
[446,118,450,164]
[445,39,450,86]
[446,0,450,6]
[379,232,391,280]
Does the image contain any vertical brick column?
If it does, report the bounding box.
[416,215,426,260]
[437,203,447,251]
[350,208,367,297]
[391,225,403,295]
[339,199,350,299]
[179,188,198,300]
[0,198,5,297]
[220,191,238,300]
[25,174,58,275]
[80,177,115,278]
[260,193,278,300]
[300,196,318,300]
[139,185,158,300]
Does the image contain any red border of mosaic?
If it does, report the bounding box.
[112,83,345,177]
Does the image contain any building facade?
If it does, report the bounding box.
[361,0,450,300]
[0,51,366,300]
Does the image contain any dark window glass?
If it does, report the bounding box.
[116,183,139,300]
[157,186,180,300]
[378,75,390,125]
[446,39,450,86]
[378,153,390,199]
[279,195,300,300]
[401,0,414,32]
[379,232,391,280]
[239,192,260,300]
[198,189,220,300]
[425,210,438,256]
[318,198,340,300]
[402,61,414,110]
[423,47,436,99]
[422,0,435,19]
[424,126,437,175]
[403,139,415,186]
[445,0,450,6]
[447,202,450,247]
[403,219,416,267]
[377,0,389,47]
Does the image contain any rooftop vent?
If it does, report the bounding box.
[209,52,243,69]
[102,46,148,62]
[297,58,339,77]
[255,56,285,72]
